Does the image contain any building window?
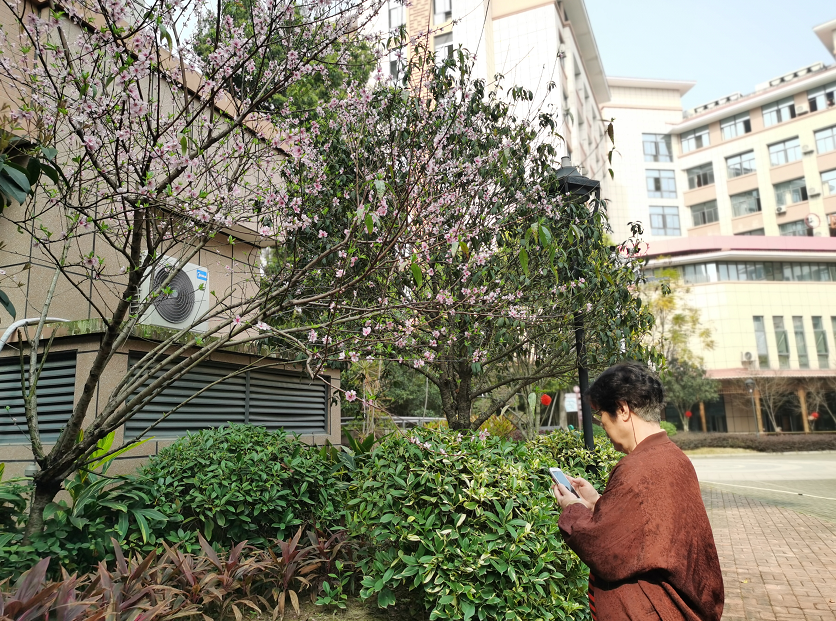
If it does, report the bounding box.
[808,81,836,112]
[762,96,796,127]
[832,318,836,365]
[388,0,404,29]
[643,134,672,162]
[768,137,801,166]
[735,228,765,236]
[690,200,719,227]
[774,178,808,207]
[726,151,756,178]
[773,316,790,369]
[686,162,714,189]
[649,206,681,236]
[662,260,836,284]
[823,169,836,196]
[812,316,829,369]
[434,33,453,62]
[680,126,709,153]
[720,113,751,139]
[730,189,761,217]
[793,316,810,369]
[434,0,451,23]
[646,169,676,198]
[778,219,812,237]
[815,125,836,154]
[753,316,769,369]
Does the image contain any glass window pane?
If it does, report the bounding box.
[754,316,770,368]
[719,263,729,280]
[793,316,809,369]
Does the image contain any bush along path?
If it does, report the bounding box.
[0,425,622,621]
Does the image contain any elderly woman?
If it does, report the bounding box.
[553,362,724,621]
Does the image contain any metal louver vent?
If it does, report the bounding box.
[125,354,328,440]
[0,352,77,444]
[152,266,195,323]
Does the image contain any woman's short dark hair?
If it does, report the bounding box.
[586,361,665,423]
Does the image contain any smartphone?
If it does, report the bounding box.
[549,467,580,498]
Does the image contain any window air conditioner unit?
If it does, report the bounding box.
[802,144,815,154]
[776,205,787,215]
[808,187,821,197]
[741,351,755,364]
[138,256,210,332]
[796,103,809,115]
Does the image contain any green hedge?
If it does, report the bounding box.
[140,424,345,546]
[671,432,836,453]
[346,428,622,621]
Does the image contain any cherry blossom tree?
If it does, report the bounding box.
[0,0,439,538]
[295,49,660,430]
[0,0,658,540]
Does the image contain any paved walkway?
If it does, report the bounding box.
[701,484,836,620]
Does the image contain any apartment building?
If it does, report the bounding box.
[606,18,836,434]
[374,0,611,177]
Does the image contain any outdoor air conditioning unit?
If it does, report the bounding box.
[802,144,815,154]
[775,205,787,215]
[138,256,210,332]
[741,351,755,364]
[808,187,821,197]
[796,103,809,115]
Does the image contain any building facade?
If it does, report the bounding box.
[374,0,612,177]
[608,18,836,433]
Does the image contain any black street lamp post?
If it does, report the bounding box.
[556,156,601,453]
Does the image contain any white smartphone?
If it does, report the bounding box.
[549,467,580,498]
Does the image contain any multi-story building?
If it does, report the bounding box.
[374,0,611,177]
[606,18,836,434]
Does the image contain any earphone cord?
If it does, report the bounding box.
[631,414,638,449]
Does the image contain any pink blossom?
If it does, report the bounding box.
[318,230,328,238]
[345,390,357,402]
[362,327,372,336]
[233,315,243,326]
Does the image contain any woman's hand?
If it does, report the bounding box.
[568,475,600,510]
[552,483,584,510]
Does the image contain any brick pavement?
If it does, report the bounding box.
[702,486,836,620]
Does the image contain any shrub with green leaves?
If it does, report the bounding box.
[0,473,178,581]
[141,424,344,547]
[659,421,677,437]
[347,428,623,621]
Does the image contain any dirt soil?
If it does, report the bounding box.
[265,598,425,621]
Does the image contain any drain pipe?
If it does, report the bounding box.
[0,318,69,354]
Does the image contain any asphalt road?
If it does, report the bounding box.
[689,452,836,523]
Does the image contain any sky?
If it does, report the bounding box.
[585,0,835,110]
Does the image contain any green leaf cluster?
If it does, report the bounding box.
[140,424,345,547]
[0,473,177,581]
[347,428,622,620]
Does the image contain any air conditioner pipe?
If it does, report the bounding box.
[0,318,69,354]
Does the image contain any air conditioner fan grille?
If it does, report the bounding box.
[152,267,195,323]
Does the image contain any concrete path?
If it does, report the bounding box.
[691,453,836,620]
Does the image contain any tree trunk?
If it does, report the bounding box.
[22,473,63,543]
[558,393,567,430]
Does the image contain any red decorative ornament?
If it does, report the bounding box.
[541,394,552,406]
[810,411,820,420]
[685,410,693,418]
